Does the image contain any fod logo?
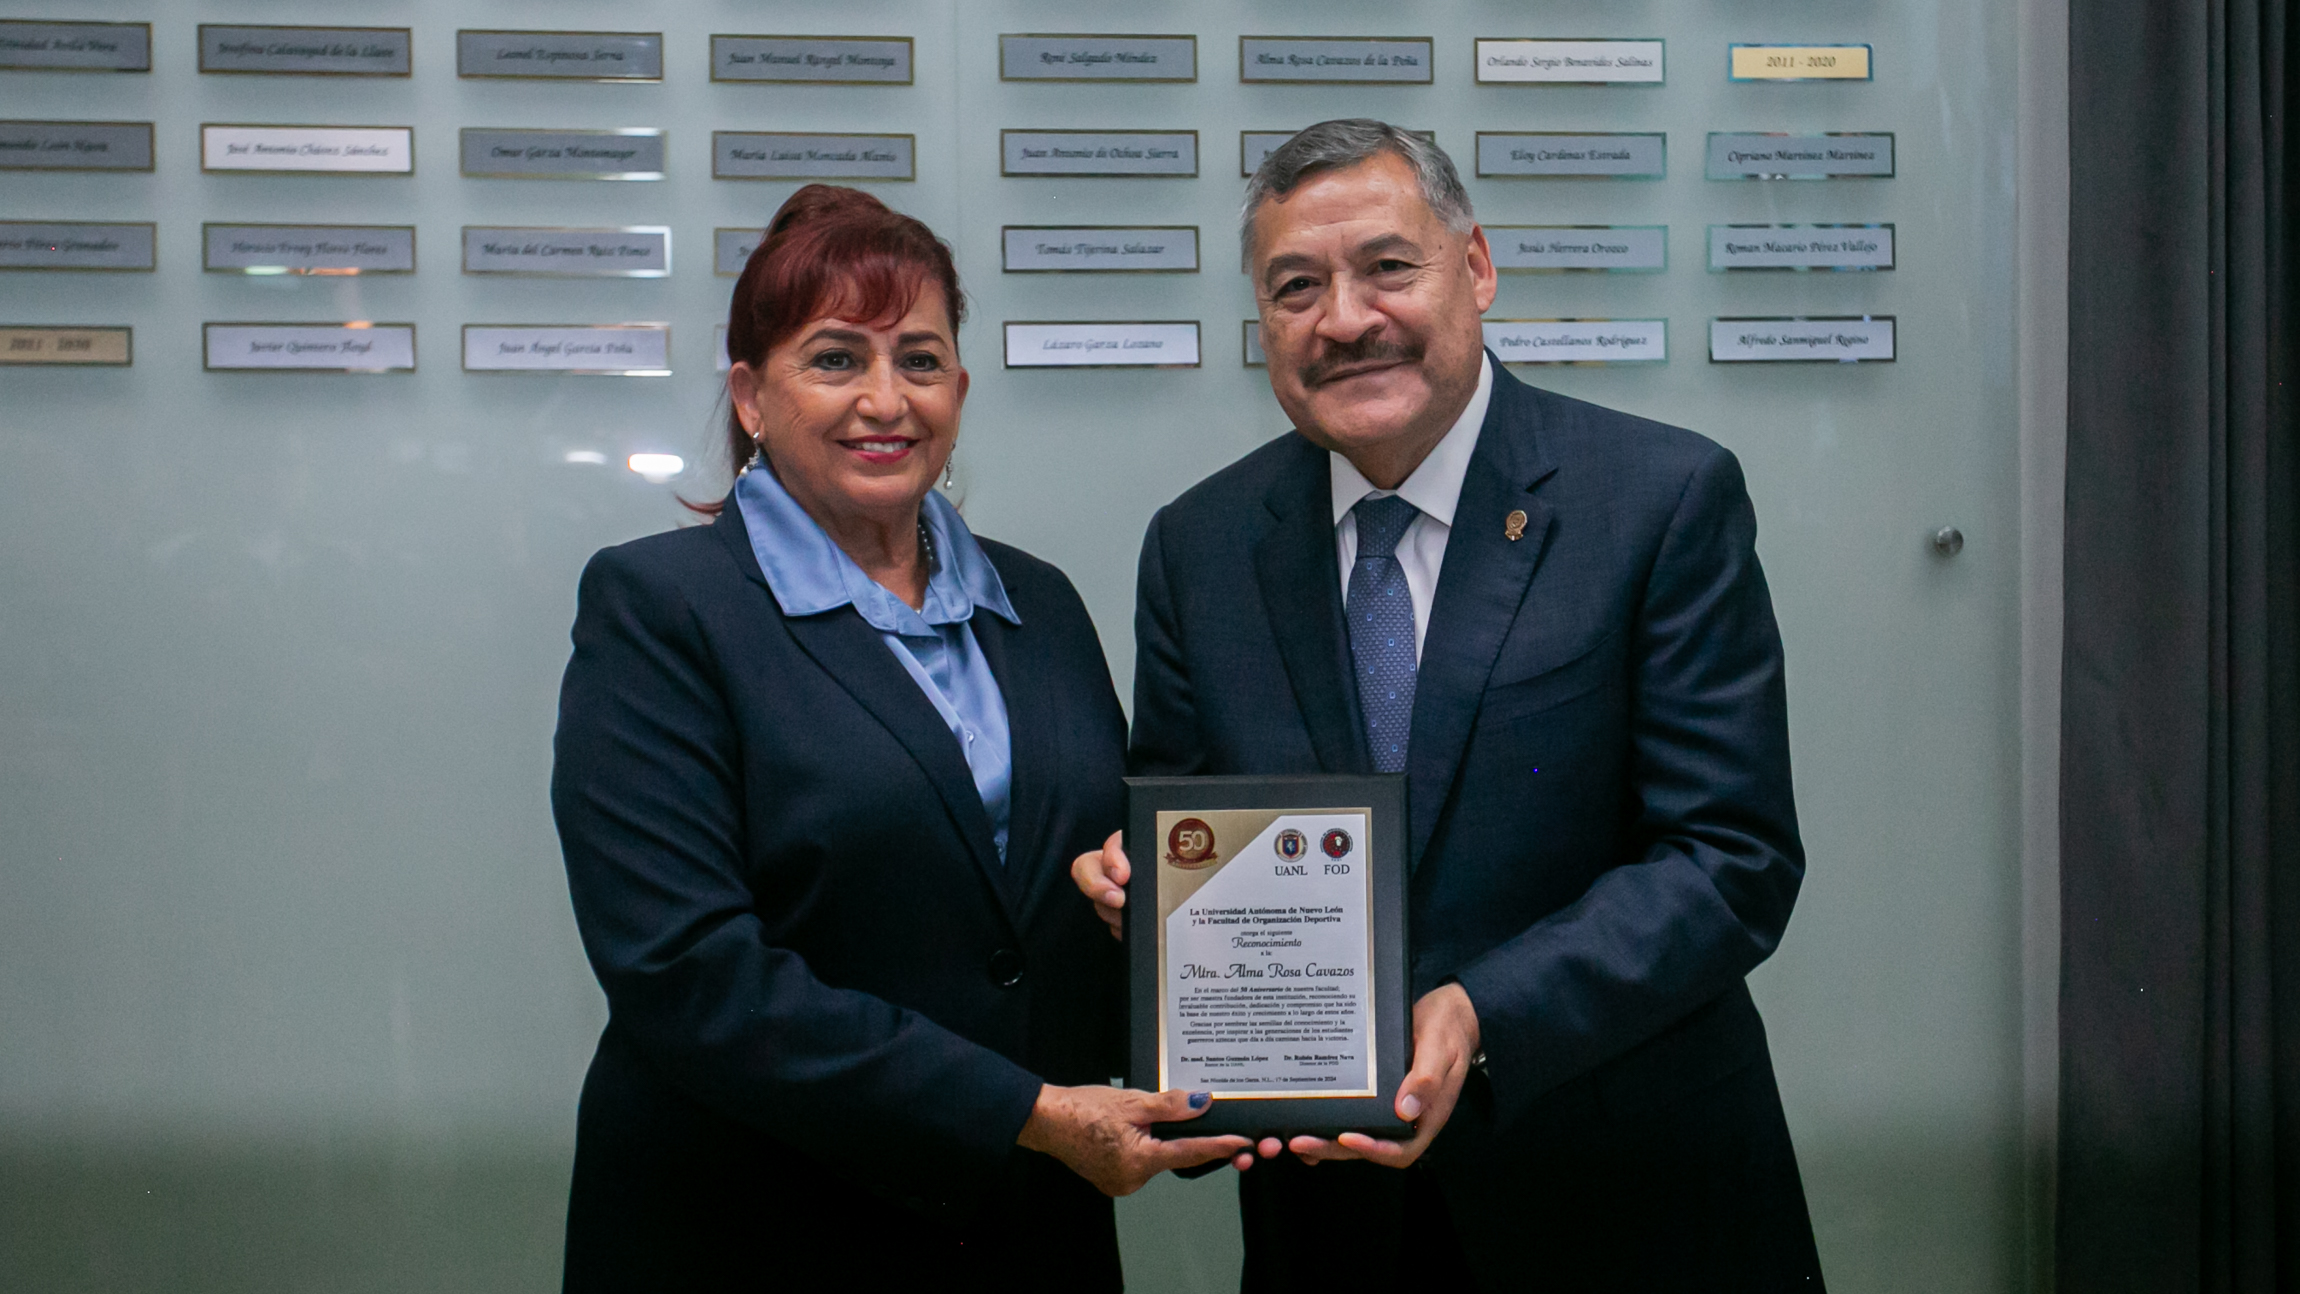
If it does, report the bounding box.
[1321,828,1353,859]
[1274,828,1308,861]
[1165,818,1219,869]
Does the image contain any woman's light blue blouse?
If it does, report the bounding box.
[734,465,1018,862]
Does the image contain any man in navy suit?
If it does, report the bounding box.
[1074,120,1826,1290]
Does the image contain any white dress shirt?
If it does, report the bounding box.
[1329,353,1494,663]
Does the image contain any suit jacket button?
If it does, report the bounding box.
[988,949,1026,988]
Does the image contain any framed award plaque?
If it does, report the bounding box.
[1126,774,1411,1140]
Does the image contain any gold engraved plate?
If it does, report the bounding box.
[0,326,131,365]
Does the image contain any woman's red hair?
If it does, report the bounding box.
[695,185,966,511]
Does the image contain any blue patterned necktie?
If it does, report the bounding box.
[1346,495,1421,774]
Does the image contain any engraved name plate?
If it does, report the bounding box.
[1707,132,1894,179]
[1244,320,1265,366]
[715,228,764,275]
[1003,130,1197,177]
[198,26,410,76]
[1477,132,1665,179]
[715,324,731,371]
[463,324,671,375]
[0,21,150,72]
[0,121,153,171]
[204,224,415,274]
[1729,44,1873,82]
[461,128,663,180]
[1001,34,1195,82]
[204,322,415,371]
[714,132,913,180]
[1484,319,1667,364]
[464,226,669,277]
[0,221,155,271]
[1005,321,1201,368]
[1710,316,1895,362]
[1489,226,1667,272]
[1004,227,1198,273]
[1,325,131,365]
[458,31,663,81]
[711,35,912,84]
[1475,39,1664,84]
[1709,224,1893,271]
[1240,37,1431,83]
[1244,128,1435,176]
[202,125,411,174]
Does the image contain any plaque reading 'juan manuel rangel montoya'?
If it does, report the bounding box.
[1127,774,1411,1139]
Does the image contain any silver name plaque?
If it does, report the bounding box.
[1003,130,1197,177]
[202,125,411,174]
[713,132,914,180]
[0,120,152,171]
[205,323,415,372]
[461,128,663,180]
[1244,320,1265,366]
[711,35,912,84]
[463,324,671,375]
[1239,37,1431,83]
[464,226,669,277]
[1001,34,1195,81]
[715,228,764,275]
[1005,321,1202,368]
[458,31,662,81]
[1003,227,1199,273]
[1710,316,1896,363]
[0,221,155,270]
[1484,319,1667,365]
[1477,132,1665,179]
[1706,133,1895,180]
[1476,39,1665,84]
[204,224,414,274]
[1489,226,1667,272]
[198,25,410,76]
[0,20,150,71]
[1709,224,1894,271]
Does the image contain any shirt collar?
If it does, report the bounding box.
[1328,351,1493,529]
[734,464,1018,635]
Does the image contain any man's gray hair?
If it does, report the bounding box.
[1240,119,1475,263]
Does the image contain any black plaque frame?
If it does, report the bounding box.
[1126,773,1411,1140]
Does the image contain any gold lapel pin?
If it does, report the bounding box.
[1504,509,1528,542]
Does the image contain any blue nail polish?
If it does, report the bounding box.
[1188,1091,1212,1110]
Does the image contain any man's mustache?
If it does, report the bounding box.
[1296,336,1423,387]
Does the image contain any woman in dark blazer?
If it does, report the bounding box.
[551,187,1245,1291]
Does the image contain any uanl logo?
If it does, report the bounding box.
[1165,817,1219,869]
[1321,828,1353,859]
[1274,828,1307,861]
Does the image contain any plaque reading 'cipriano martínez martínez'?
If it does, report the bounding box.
[713,133,914,180]
[457,31,662,81]
[0,221,155,270]
[198,26,411,76]
[0,21,150,71]
[1705,133,1895,180]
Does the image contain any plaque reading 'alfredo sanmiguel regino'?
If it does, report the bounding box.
[1475,38,1664,84]
[0,20,150,71]
[1005,321,1201,368]
[1003,227,1198,273]
[1710,316,1896,362]
[1239,37,1431,84]
[1706,132,1894,179]
[1708,224,1894,271]
[461,128,663,180]
[198,26,410,76]
[1003,130,1197,177]
[1127,775,1410,1138]
[714,133,913,180]
[1485,319,1667,364]
[464,226,669,277]
[0,121,152,171]
[458,30,663,81]
[1001,33,1195,81]
[202,125,411,174]
[711,35,912,84]
[0,221,155,271]
[1489,226,1667,272]
[204,224,414,274]
[1476,132,1665,179]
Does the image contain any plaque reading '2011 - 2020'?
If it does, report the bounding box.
[202,125,411,174]
[0,121,153,171]
[711,34,912,84]
[1,326,132,365]
[1002,131,1197,177]
[458,30,663,81]
[714,133,914,180]
[203,224,414,274]
[0,21,151,71]
[1127,774,1410,1140]
[197,25,410,76]
[464,226,669,277]
[0,221,155,270]
[461,129,663,180]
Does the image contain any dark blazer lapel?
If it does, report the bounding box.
[1253,438,1370,774]
[970,611,1047,913]
[1408,368,1560,864]
[712,506,1017,921]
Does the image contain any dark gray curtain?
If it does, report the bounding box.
[2062,0,2298,1288]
